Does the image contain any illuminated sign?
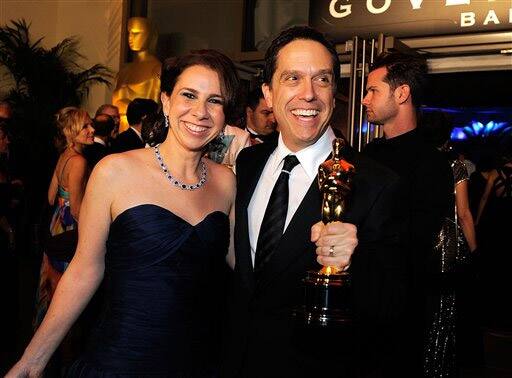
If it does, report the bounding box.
[310,0,512,41]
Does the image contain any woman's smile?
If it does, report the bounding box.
[182,121,210,135]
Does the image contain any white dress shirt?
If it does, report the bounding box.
[247,127,336,266]
[93,136,106,146]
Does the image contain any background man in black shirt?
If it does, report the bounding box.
[362,52,453,375]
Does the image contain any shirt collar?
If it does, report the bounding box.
[130,126,143,141]
[246,126,259,136]
[270,127,335,179]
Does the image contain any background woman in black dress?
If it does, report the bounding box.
[7,49,239,377]
[420,111,478,377]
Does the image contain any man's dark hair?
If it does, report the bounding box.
[371,51,428,107]
[263,26,340,93]
[246,87,265,111]
[126,98,158,126]
[93,114,116,137]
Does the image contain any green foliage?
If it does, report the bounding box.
[0,19,112,197]
[0,19,111,130]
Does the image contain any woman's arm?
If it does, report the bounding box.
[227,197,236,270]
[455,180,477,252]
[67,155,89,221]
[222,165,236,270]
[6,160,114,377]
[47,169,58,206]
[475,170,498,225]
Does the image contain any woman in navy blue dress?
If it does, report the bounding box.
[8,50,239,377]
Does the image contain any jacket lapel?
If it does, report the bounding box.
[235,142,277,293]
[238,143,275,209]
[255,176,322,291]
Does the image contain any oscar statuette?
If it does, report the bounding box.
[294,138,355,327]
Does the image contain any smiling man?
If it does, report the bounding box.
[223,26,409,378]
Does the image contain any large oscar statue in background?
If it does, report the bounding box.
[112,17,161,132]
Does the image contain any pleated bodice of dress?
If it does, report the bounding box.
[70,204,229,377]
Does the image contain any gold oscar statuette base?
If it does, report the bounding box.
[294,268,353,327]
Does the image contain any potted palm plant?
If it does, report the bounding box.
[0,18,112,239]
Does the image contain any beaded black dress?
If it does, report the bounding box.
[67,204,229,377]
[424,159,469,378]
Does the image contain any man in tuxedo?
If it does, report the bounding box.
[245,87,278,145]
[111,98,157,153]
[223,26,408,378]
[83,114,116,168]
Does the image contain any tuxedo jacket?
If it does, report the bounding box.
[222,140,408,378]
[84,142,109,169]
[110,128,144,153]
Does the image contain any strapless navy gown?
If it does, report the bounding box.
[68,204,229,377]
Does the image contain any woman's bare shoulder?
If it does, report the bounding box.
[99,149,150,171]
[205,159,235,193]
[92,149,149,182]
[67,153,88,167]
[61,154,87,180]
